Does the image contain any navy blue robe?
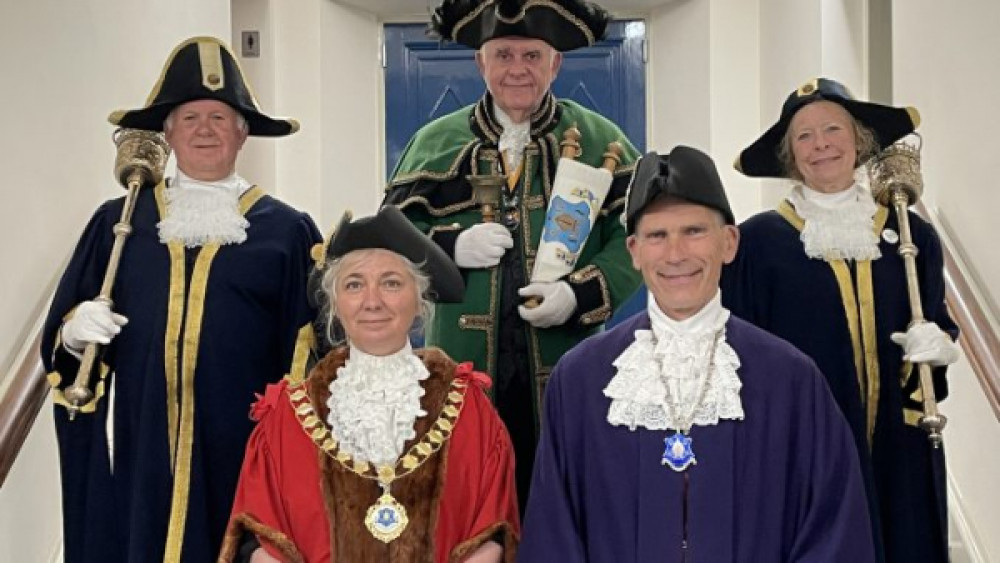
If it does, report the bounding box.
[519,312,875,562]
[42,183,321,562]
[721,205,956,563]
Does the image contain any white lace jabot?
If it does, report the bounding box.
[494,103,530,172]
[326,342,429,467]
[604,292,744,432]
[788,168,881,261]
[157,169,251,247]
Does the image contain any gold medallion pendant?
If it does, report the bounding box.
[365,491,409,543]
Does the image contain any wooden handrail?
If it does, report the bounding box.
[917,202,1000,422]
[0,329,48,488]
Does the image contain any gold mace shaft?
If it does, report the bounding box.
[62,129,170,420]
[62,175,142,419]
[888,188,947,447]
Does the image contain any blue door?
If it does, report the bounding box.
[383,21,647,178]
[383,21,648,327]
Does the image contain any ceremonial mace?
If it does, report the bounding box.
[62,129,171,420]
[868,134,947,447]
[466,161,506,224]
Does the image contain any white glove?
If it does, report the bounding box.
[518,281,577,328]
[890,322,959,367]
[61,300,129,353]
[454,223,514,268]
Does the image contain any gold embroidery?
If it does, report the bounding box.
[569,265,612,325]
[452,1,597,46]
[197,41,224,91]
[457,268,499,377]
[163,244,220,563]
[427,223,463,239]
[523,194,546,211]
[47,363,110,414]
[285,324,316,384]
[386,141,479,189]
[162,182,265,562]
[857,258,882,445]
[157,180,185,465]
[777,201,888,446]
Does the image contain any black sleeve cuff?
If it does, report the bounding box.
[565,265,612,327]
[428,224,463,259]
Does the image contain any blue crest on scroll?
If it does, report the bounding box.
[542,196,591,253]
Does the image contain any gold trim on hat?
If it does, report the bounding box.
[453,0,597,48]
[121,36,270,121]
[796,78,819,97]
[198,41,225,92]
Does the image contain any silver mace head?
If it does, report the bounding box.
[869,133,924,207]
[112,128,172,189]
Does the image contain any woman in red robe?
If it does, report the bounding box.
[219,207,520,562]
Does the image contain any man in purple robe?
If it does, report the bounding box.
[518,146,875,562]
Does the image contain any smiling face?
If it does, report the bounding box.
[787,100,858,193]
[332,249,419,356]
[627,198,739,321]
[476,37,562,123]
[164,99,248,181]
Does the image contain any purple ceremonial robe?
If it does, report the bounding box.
[519,312,875,563]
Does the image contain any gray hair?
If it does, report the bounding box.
[163,105,249,134]
[777,110,879,182]
[318,248,434,347]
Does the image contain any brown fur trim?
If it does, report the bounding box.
[305,346,459,562]
[449,521,519,563]
[217,512,304,563]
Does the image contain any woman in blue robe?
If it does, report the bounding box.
[721,77,959,563]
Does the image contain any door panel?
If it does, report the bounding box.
[383,21,649,326]
[384,21,647,178]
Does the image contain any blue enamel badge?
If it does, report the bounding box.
[662,432,696,472]
[542,196,592,253]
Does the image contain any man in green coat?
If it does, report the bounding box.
[383,0,641,511]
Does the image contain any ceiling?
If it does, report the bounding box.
[332,0,677,19]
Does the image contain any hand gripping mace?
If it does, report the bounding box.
[868,134,947,447]
[62,129,171,420]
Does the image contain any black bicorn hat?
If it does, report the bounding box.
[736,77,921,178]
[623,146,735,234]
[429,0,611,52]
[109,36,299,137]
[309,206,465,305]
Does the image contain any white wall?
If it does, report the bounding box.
[318,2,384,228]
[232,0,278,193]
[894,2,1000,560]
[893,1,1000,320]
[233,0,382,231]
[644,0,761,222]
[0,1,232,560]
[756,0,868,207]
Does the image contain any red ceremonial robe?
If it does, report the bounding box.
[219,347,520,562]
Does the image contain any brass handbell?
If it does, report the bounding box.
[466,171,505,223]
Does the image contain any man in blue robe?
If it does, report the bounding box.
[519,146,875,562]
[41,37,321,562]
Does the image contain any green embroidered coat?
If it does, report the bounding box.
[385,94,640,392]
